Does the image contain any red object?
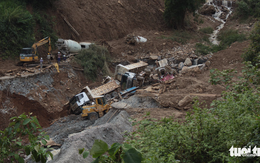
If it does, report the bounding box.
[161,74,174,81]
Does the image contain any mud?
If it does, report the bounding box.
[52,0,165,41]
[0,66,90,130]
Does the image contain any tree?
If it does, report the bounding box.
[0,113,53,163]
[164,0,204,29]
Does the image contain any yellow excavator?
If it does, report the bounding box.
[18,37,52,66]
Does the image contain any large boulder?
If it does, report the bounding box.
[48,111,132,163]
[199,5,216,16]
[184,58,192,66]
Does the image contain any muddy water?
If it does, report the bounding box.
[206,1,233,45]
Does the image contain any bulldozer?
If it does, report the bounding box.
[18,36,52,66]
[81,96,111,120]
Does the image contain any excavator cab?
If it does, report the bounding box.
[20,48,38,62]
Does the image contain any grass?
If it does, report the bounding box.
[199,27,214,34]
[195,29,247,55]
[159,30,193,44]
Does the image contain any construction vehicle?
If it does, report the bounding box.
[56,39,93,55]
[69,92,91,115]
[68,79,119,115]
[114,61,148,81]
[84,79,120,101]
[18,37,52,66]
[81,96,111,120]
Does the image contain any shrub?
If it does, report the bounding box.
[0,113,53,163]
[79,139,143,163]
[160,30,192,44]
[218,29,246,47]
[199,27,214,34]
[242,21,260,65]
[74,44,111,81]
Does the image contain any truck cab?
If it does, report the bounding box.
[69,92,90,114]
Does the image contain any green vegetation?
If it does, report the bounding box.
[74,44,111,81]
[126,59,260,163]
[195,29,247,55]
[33,12,58,50]
[0,0,57,59]
[242,22,260,65]
[0,1,34,59]
[159,30,193,44]
[164,0,204,28]
[0,113,53,163]
[199,27,214,34]
[235,0,260,19]
[79,139,143,163]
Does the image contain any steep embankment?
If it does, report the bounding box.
[51,0,165,41]
[0,66,88,130]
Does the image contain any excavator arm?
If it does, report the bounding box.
[31,37,52,55]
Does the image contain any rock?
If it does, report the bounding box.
[181,65,201,74]
[177,51,184,55]
[68,73,75,79]
[219,12,227,20]
[178,95,192,107]
[171,69,178,75]
[184,58,192,66]
[48,111,132,163]
[205,61,211,68]
[152,74,159,80]
[199,5,216,16]
[192,59,198,65]
[111,102,131,109]
[149,55,158,60]
[178,62,184,70]
[198,58,207,64]
[60,81,65,85]
[171,64,178,68]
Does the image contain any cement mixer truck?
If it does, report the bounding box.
[56,39,93,55]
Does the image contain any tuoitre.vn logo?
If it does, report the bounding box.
[229,146,260,157]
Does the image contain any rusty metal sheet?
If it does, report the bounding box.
[91,79,120,96]
[124,61,148,70]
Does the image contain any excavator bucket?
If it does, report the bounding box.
[53,63,60,73]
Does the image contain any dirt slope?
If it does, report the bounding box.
[52,0,165,41]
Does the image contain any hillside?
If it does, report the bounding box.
[1,0,260,162]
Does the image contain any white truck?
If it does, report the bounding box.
[69,92,90,114]
[114,61,148,81]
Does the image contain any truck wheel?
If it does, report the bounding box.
[105,94,112,101]
[88,112,98,121]
[74,108,82,115]
[111,91,118,98]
